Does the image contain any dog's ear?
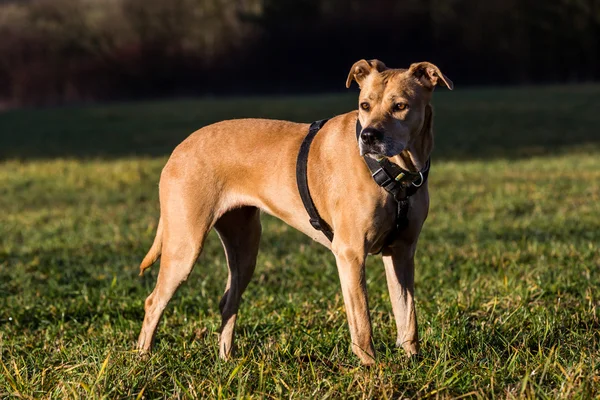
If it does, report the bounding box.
[408,62,453,90]
[346,59,388,88]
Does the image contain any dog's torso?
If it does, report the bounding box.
[161,111,428,253]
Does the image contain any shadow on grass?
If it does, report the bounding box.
[0,242,147,329]
[1,85,599,161]
[0,224,321,332]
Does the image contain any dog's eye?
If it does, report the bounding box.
[360,102,370,111]
[395,102,408,111]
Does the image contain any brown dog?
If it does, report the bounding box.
[137,60,453,365]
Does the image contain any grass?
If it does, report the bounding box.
[0,85,599,398]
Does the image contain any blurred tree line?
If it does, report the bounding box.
[0,0,598,107]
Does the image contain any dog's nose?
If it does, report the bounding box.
[360,128,383,145]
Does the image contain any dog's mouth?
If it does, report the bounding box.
[359,140,404,159]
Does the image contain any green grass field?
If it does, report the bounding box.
[1,86,599,398]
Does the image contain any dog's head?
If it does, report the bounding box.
[346,60,453,162]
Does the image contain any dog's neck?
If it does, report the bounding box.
[388,104,434,172]
[391,151,425,173]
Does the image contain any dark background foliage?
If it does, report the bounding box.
[0,0,598,107]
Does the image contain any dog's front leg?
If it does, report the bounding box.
[382,242,419,357]
[332,240,375,365]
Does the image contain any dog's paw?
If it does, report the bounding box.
[136,348,151,361]
[396,339,420,358]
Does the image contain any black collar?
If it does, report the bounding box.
[355,119,430,201]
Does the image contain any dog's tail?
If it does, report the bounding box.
[139,217,163,276]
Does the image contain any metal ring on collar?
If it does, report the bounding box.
[412,171,424,187]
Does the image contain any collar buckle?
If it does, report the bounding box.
[371,167,394,188]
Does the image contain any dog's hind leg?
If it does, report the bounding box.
[137,190,214,353]
[214,206,261,359]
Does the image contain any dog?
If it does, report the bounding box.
[136,60,453,365]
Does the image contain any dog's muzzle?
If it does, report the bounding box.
[359,127,402,157]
